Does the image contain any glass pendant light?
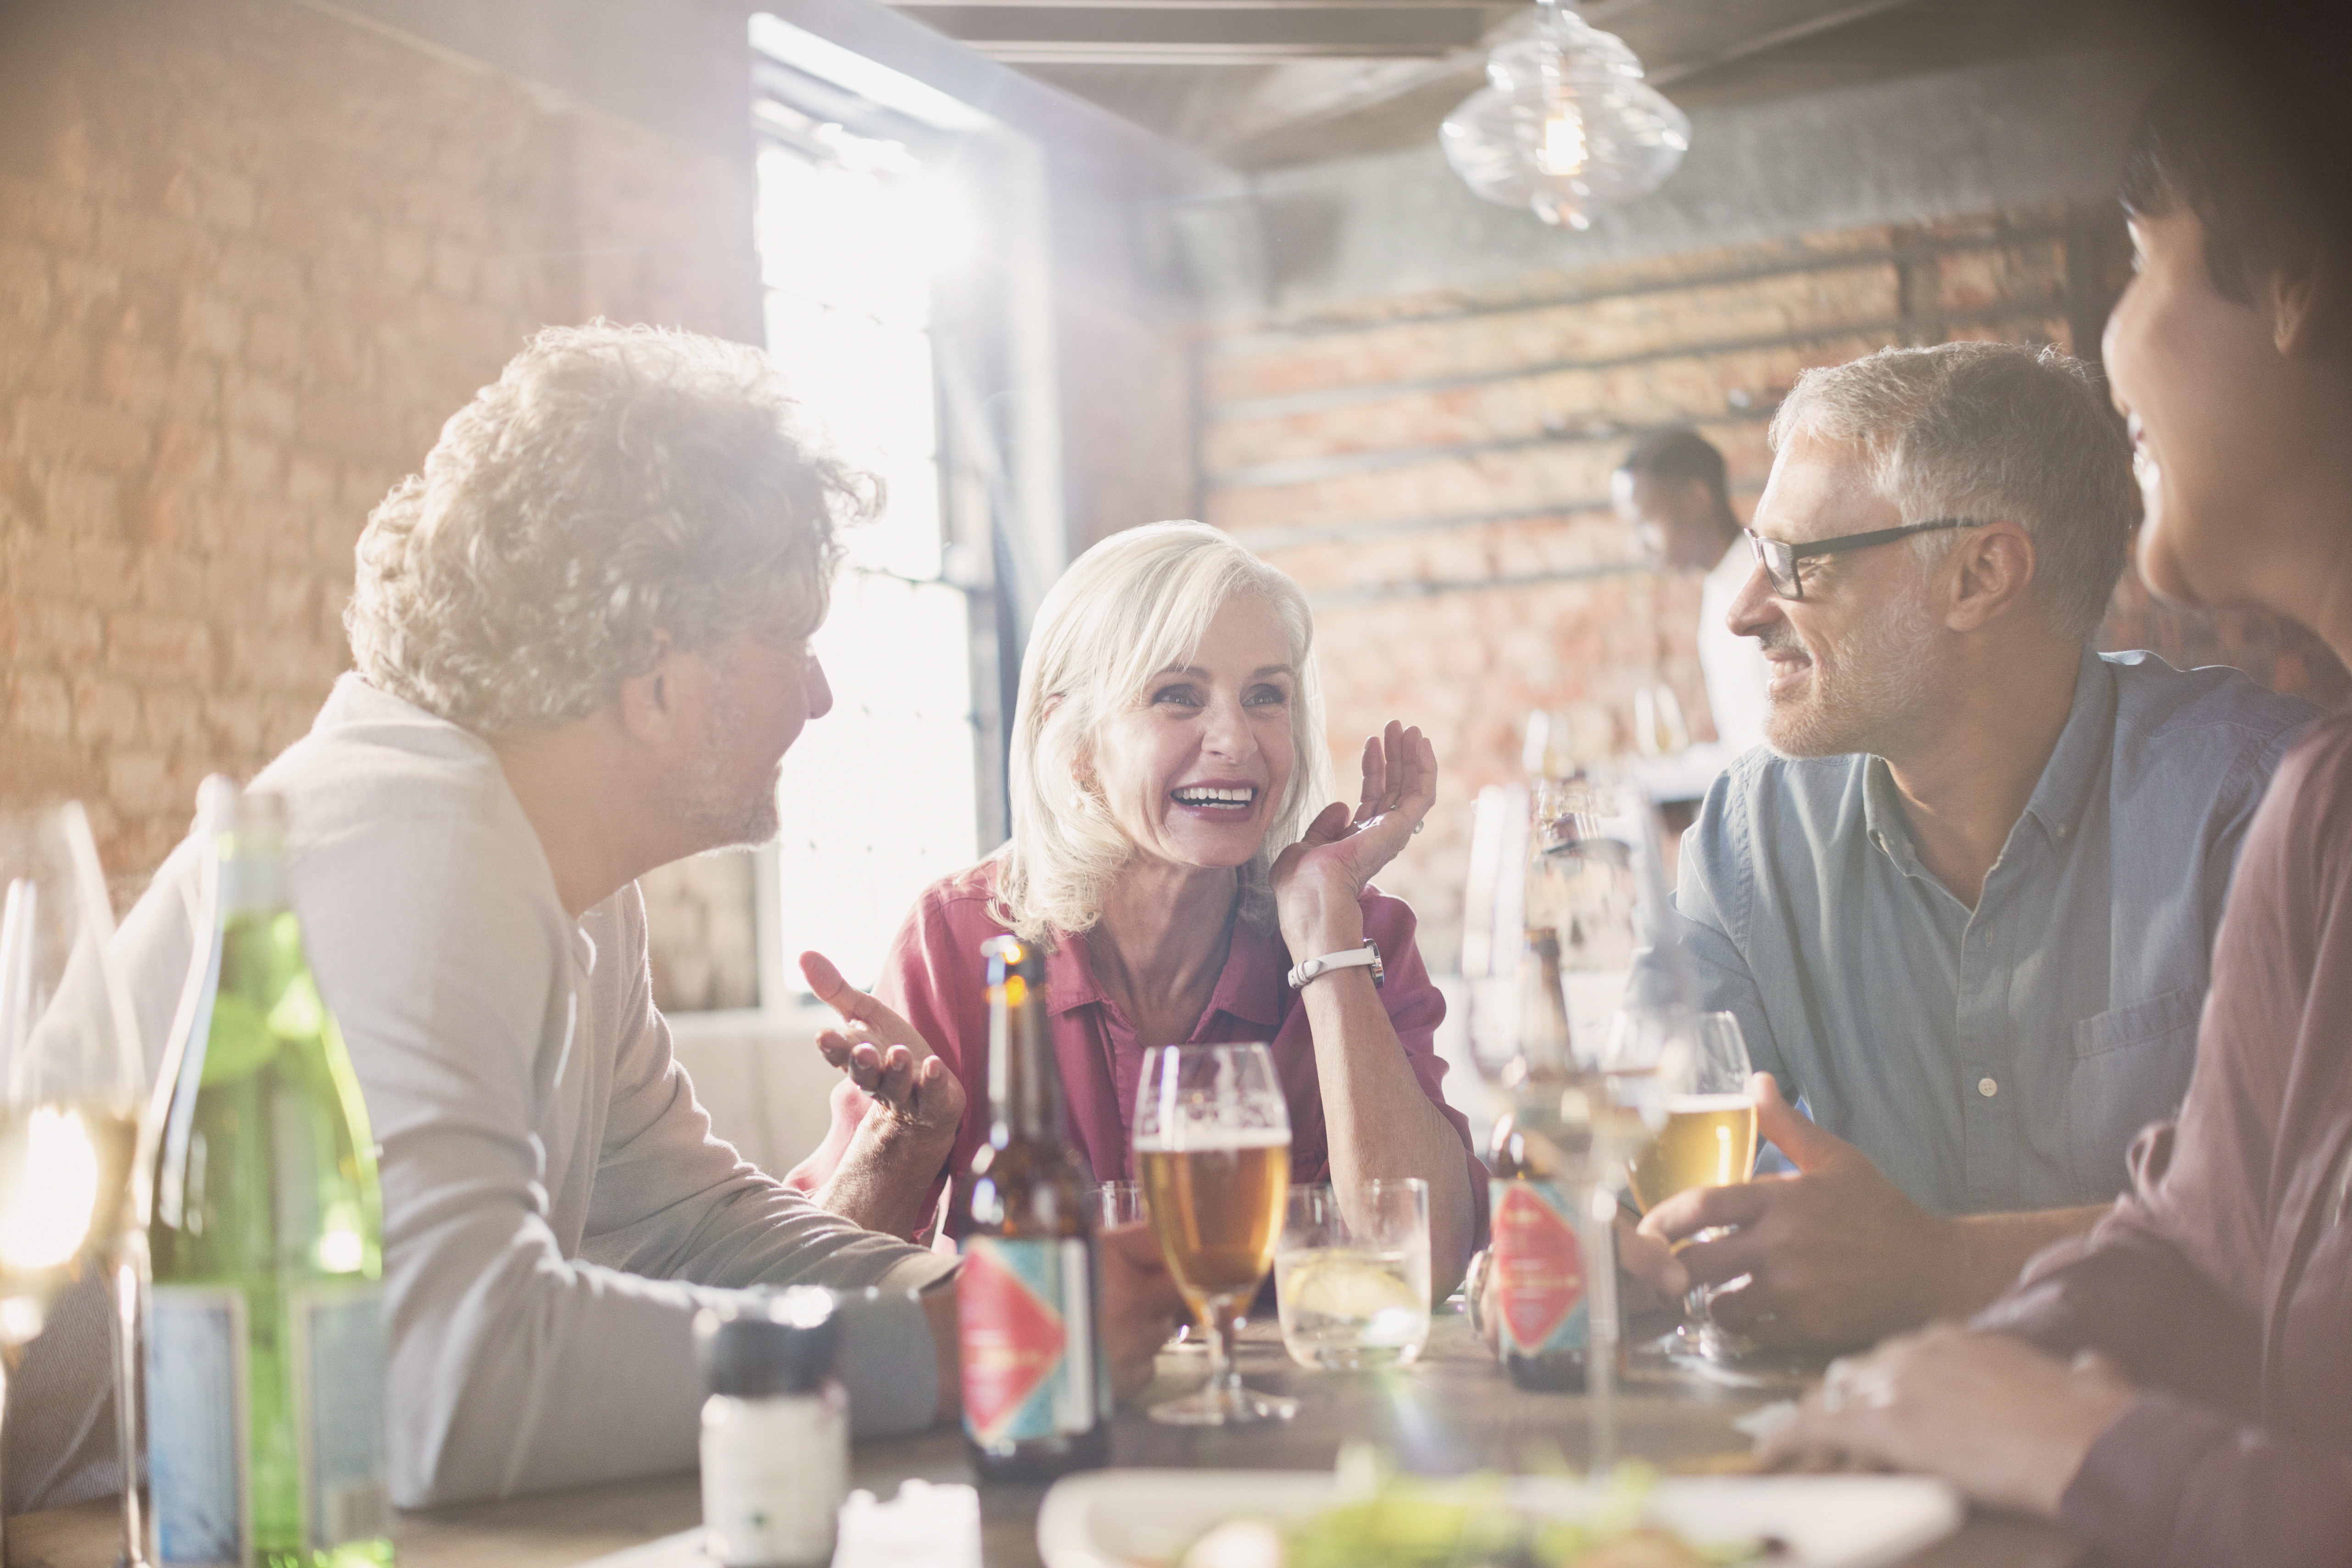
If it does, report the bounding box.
[1440,0,1691,228]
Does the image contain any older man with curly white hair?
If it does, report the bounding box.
[8,323,1182,1515]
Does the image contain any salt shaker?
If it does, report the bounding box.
[697,1286,849,1568]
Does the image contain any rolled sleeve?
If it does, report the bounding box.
[2061,1390,2352,1568]
[832,1272,953,1440]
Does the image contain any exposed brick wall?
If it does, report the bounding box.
[0,0,758,905]
[1198,203,2347,972]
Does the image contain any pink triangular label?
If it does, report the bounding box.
[1494,1184,1584,1350]
[959,1244,1068,1443]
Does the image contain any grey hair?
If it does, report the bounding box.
[992,522,1334,945]
[345,322,875,736]
[1768,341,2134,640]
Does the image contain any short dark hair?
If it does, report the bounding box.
[1617,427,1729,512]
[2118,11,2349,342]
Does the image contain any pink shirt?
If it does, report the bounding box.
[791,859,1488,1248]
[1980,708,2352,1566]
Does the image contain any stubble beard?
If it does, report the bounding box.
[1762,584,1941,760]
[674,683,783,853]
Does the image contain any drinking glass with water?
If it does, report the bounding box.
[1274,1179,1431,1371]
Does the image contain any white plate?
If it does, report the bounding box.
[1037,1468,1963,1568]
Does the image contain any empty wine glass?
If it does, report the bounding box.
[1461,772,1684,1471]
[0,803,147,1562]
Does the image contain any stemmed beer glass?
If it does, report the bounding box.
[1621,1011,1758,1366]
[0,804,148,1562]
[1133,1043,1295,1425]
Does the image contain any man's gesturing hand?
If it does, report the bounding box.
[798,951,965,1238]
[1631,1073,1960,1350]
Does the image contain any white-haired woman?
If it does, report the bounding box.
[791,521,1484,1296]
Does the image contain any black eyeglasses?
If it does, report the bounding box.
[1745,517,1987,600]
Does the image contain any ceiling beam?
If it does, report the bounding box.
[1623,0,1918,84]
[908,5,1496,57]
[892,0,1504,8]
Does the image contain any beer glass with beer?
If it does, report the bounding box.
[1132,1043,1294,1425]
[1623,1011,1756,1364]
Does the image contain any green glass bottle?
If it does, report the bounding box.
[146,778,393,1568]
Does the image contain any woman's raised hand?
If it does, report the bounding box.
[1269,720,1438,951]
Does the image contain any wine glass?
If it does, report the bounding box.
[1619,1011,1756,1367]
[0,803,147,1561]
[1462,773,1678,1471]
[1636,1012,1759,1360]
[1132,1043,1295,1425]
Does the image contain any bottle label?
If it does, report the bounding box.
[700,1387,848,1568]
[147,1285,251,1568]
[1489,1179,1588,1355]
[290,1282,392,1549]
[957,1236,1103,1446]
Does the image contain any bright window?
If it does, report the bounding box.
[756,106,986,993]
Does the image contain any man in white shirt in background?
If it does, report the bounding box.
[8,323,1182,1513]
[1614,428,1771,755]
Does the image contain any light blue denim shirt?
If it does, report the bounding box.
[1666,649,2315,1217]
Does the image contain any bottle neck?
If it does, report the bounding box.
[1515,927,1573,1079]
[217,834,289,920]
[986,981,1064,1145]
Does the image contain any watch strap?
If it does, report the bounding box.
[1287,938,1384,990]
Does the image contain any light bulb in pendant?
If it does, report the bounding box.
[1537,105,1587,178]
[1441,0,1689,228]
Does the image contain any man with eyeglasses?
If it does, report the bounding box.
[1622,340,2315,1351]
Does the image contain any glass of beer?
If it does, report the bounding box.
[1132,1043,1294,1425]
[1623,1011,1757,1363]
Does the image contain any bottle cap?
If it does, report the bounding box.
[197,777,287,839]
[981,934,1044,986]
[696,1286,839,1398]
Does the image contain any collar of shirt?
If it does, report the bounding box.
[1041,917,1287,1036]
[1861,646,2116,886]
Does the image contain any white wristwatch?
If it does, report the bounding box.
[1287,938,1384,991]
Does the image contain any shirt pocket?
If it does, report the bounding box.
[2065,986,2202,1200]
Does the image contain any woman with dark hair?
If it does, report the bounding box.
[1757,21,2352,1567]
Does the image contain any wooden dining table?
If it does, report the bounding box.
[6,1308,2084,1568]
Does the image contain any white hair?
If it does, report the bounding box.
[346,322,873,736]
[992,522,1334,944]
[1768,340,2134,641]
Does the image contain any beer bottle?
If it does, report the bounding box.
[956,935,1110,1482]
[147,778,393,1567]
[1484,927,1591,1391]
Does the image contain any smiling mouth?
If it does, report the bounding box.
[2126,413,2161,489]
[1760,648,1812,696]
[1171,785,1257,811]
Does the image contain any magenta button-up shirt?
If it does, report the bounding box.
[793,859,1489,1249]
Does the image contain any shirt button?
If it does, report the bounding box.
[1977,1076,1999,1098]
